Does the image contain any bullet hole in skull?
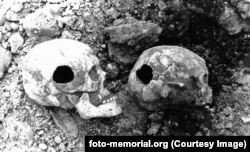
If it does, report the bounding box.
[53,65,74,83]
[22,39,122,119]
[136,64,153,85]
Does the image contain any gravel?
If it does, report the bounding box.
[8,32,24,54]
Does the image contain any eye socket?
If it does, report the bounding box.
[53,65,74,83]
[89,65,99,81]
[136,64,153,85]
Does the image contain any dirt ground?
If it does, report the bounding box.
[1,0,250,152]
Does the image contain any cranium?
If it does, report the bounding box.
[22,39,122,119]
[128,46,212,111]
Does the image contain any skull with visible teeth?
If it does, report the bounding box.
[128,46,212,111]
[22,39,122,119]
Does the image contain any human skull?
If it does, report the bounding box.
[22,39,122,119]
[128,46,212,111]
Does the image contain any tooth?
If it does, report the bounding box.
[98,95,102,99]
[103,100,107,103]
[107,99,110,103]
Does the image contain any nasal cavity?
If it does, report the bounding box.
[136,64,153,84]
[53,65,74,83]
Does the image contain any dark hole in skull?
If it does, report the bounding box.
[53,65,74,83]
[89,65,99,81]
[136,64,153,84]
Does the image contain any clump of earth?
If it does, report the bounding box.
[1,0,250,151]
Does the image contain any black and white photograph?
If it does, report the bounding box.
[0,0,250,152]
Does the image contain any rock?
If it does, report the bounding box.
[148,113,164,122]
[147,123,162,135]
[194,131,203,136]
[241,115,250,124]
[47,0,62,4]
[223,107,233,116]
[3,22,12,33]
[132,129,143,136]
[54,136,62,144]
[10,23,19,31]
[11,2,23,13]
[105,18,162,64]
[28,140,34,146]
[58,143,66,151]
[221,85,232,92]
[0,16,5,26]
[186,0,250,35]
[47,147,56,152]
[37,130,44,136]
[1,42,8,49]
[237,74,250,85]
[0,46,12,79]
[61,30,82,40]
[21,4,61,37]
[5,10,19,21]
[39,143,48,150]
[106,63,119,79]
[8,33,24,53]
[224,122,233,129]
[61,30,74,39]
[231,0,250,19]
[0,32,2,41]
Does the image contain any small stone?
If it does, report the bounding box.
[28,140,34,146]
[61,30,74,39]
[39,143,48,150]
[47,0,61,3]
[21,4,61,37]
[2,42,8,49]
[58,143,66,151]
[5,32,12,39]
[228,115,234,121]
[3,91,10,98]
[37,130,44,135]
[194,131,203,136]
[237,74,250,85]
[241,115,250,124]
[5,11,19,21]
[148,112,164,122]
[100,44,106,48]
[0,16,5,26]
[10,23,19,31]
[54,136,62,144]
[8,33,24,53]
[106,63,119,79]
[147,123,162,135]
[132,129,143,135]
[223,107,233,116]
[0,32,3,41]
[224,122,233,129]
[221,85,231,92]
[0,46,12,78]
[47,147,56,152]
[4,22,12,32]
[11,2,23,13]
[242,86,249,91]
[78,142,85,151]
